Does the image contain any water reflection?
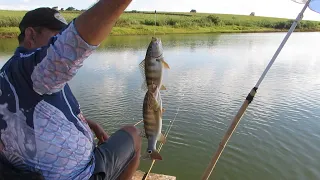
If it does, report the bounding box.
[1,32,320,180]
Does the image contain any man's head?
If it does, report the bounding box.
[18,7,68,49]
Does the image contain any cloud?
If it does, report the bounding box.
[0,0,95,10]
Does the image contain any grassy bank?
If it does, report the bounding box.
[1,10,320,38]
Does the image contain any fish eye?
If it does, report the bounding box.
[148,150,152,154]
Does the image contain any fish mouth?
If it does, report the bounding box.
[150,37,162,45]
[148,37,163,58]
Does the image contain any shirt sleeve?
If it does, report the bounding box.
[30,20,99,95]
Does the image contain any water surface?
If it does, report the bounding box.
[1,32,320,180]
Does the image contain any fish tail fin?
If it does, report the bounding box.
[141,150,163,161]
[150,150,163,160]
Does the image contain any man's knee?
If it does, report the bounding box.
[120,125,142,152]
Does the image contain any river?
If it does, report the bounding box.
[1,32,320,180]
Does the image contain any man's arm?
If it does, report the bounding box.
[75,0,133,46]
[31,0,133,95]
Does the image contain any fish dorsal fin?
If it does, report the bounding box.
[139,59,148,91]
[139,59,145,74]
[141,81,148,92]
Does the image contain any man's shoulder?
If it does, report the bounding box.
[3,44,53,71]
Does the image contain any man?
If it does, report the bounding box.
[0,0,142,180]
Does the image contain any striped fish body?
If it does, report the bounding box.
[139,37,170,91]
[142,84,166,160]
[144,55,164,91]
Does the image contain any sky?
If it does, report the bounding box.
[1,0,320,21]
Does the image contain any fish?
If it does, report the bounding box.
[139,37,170,92]
[141,83,166,160]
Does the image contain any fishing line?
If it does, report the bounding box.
[134,119,143,126]
[93,119,143,142]
[154,10,157,36]
[142,93,184,180]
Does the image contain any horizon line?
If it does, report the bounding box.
[0,8,319,21]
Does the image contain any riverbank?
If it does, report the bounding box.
[1,10,320,38]
[0,26,310,39]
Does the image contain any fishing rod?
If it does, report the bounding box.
[201,0,312,179]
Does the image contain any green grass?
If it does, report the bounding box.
[1,9,320,38]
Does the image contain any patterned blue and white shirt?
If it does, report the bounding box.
[0,20,99,179]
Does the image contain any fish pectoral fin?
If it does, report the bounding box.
[160,85,167,90]
[161,59,170,69]
[161,108,165,116]
[158,133,166,144]
[150,150,163,160]
[153,102,160,112]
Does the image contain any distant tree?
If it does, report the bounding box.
[250,12,255,16]
[66,7,75,11]
[52,6,58,11]
[60,8,64,11]
[190,9,196,13]
[206,15,221,25]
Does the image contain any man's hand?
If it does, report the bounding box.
[86,119,109,145]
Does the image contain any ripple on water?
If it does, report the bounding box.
[56,33,320,180]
